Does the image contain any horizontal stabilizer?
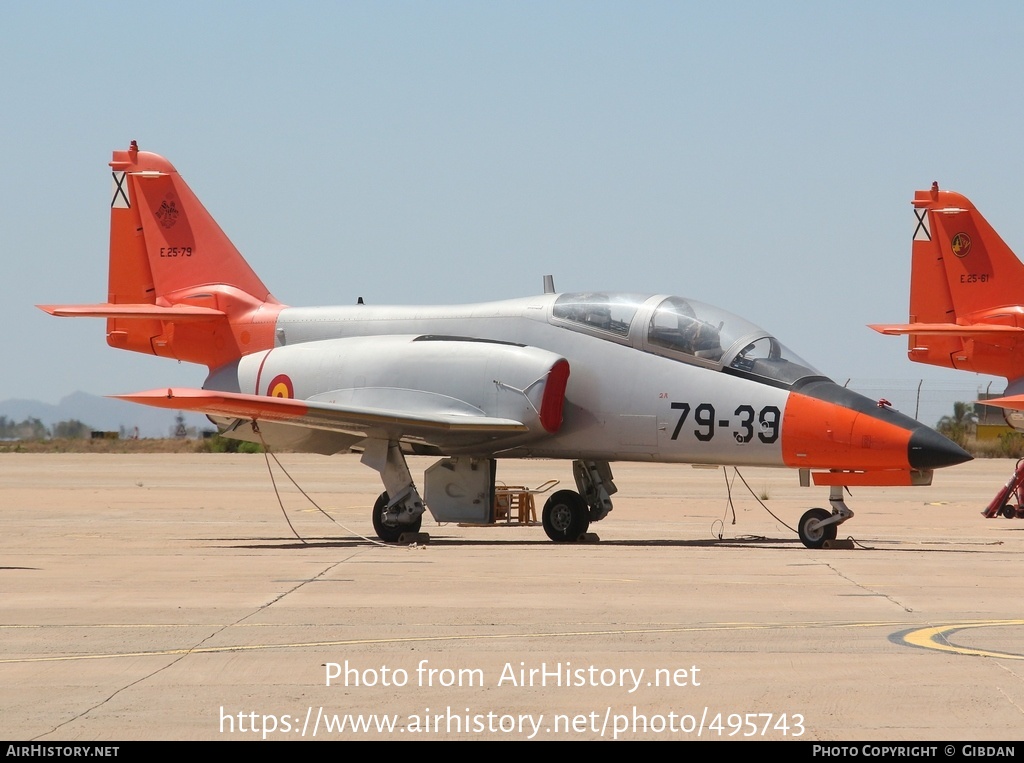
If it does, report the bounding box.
[114,387,530,440]
[38,303,225,321]
[868,322,1024,337]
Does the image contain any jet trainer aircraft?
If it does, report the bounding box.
[871,183,1024,414]
[41,143,970,548]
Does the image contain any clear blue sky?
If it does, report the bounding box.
[5,1,1023,425]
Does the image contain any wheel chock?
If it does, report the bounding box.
[398,532,430,545]
[577,533,600,543]
[822,538,854,550]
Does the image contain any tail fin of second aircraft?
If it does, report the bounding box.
[870,183,1024,380]
[39,141,285,369]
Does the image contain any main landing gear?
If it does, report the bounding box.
[797,485,853,549]
[541,460,617,542]
[363,448,619,544]
[542,490,590,541]
[362,439,426,543]
[372,491,422,543]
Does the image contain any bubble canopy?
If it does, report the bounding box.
[552,292,827,388]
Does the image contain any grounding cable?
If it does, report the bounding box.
[731,466,798,535]
[251,421,391,548]
[711,467,740,539]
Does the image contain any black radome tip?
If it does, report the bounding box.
[909,427,973,470]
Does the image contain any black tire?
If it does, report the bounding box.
[798,508,837,549]
[542,490,590,542]
[372,491,422,543]
[1001,504,1017,519]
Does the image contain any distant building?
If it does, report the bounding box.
[977,393,1021,441]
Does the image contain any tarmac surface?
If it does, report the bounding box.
[2,453,1023,741]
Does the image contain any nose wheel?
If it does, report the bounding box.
[798,508,837,549]
[797,486,853,549]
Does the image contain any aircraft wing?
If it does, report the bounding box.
[114,387,530,442]
[869,323,1024,337]
[974,394,1024,411]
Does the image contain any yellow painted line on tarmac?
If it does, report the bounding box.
[0,619,910,664]
[899,620,1024,659]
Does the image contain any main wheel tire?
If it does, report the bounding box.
[372,491,422,543]
[798,507,837,549]
[542,490,590,542]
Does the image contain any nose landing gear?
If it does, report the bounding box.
[798,486,854,549]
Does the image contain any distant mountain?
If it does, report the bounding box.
[0,392,212,439]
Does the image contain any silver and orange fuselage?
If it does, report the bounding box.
[194,294,968,484]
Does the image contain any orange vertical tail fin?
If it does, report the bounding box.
[870,184,1024,380]
[40,142,285,369]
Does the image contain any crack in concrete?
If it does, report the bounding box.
[995,663,1024,716]
[32,550,366,740]
[825,562,913,613]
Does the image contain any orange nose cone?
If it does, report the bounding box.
[781,383,971,471]
[782,392,914,469]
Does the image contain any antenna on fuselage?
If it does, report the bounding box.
[543,275,555,294]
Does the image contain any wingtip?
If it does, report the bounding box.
[109,388,180,402]
[976,395,1024,411]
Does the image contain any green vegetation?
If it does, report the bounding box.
[0,416,89,440]
[969,432,1024,459]
[935,402,977,449]
[934,401,1024,458]
[51,419,91,438]
[0,414,265,454]
[194,434,263,454]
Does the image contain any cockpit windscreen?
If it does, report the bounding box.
[551,292,827,388]
[647,296,824,385]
